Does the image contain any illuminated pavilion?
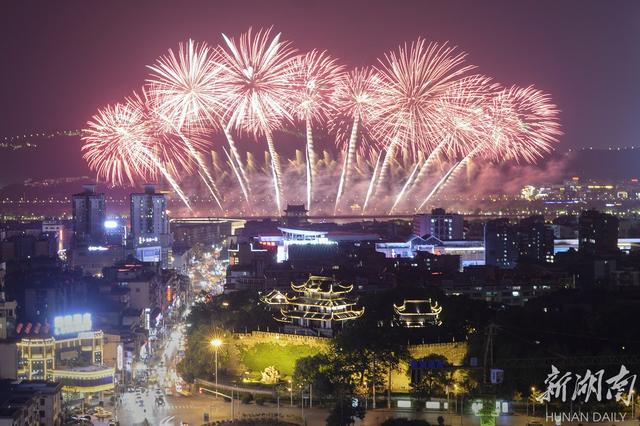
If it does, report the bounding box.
[261,276,364,336]
[393,299,443,327]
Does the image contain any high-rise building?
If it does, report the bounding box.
[0,263,17,340]
[72,184,105,247]
[130,184,171,267]
[518,215,555,264]
[484,218,518,269]
[412,208,464,240]
[578,209,619,256]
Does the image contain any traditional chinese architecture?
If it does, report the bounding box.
[282,204,309,227]
[394,299,443,327]
[261,275,364,336]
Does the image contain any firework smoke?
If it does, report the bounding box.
[82,29,561,216]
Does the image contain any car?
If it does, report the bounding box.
[78,415,91,422]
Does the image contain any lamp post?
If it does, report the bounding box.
[453,384,458,414]
[210,338,223,397]
[531,386,537,417]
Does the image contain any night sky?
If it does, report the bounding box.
[1,0,639,184]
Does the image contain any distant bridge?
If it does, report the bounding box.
[170,213,519,224]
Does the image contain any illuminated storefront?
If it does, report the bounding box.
[52,365,115,393]
[15,322,114,393]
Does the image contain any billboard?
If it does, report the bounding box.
[53,313,92,335]
[136,246,161,262]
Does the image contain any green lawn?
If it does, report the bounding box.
[238,342,320,379]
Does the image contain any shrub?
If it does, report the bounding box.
[240,393,253,404]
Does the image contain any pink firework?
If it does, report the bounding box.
[331,67,383,155]
[217,27,297,136]
[434,74,496,161]
[82,103,155,186]
[331,67,383,211]
[82,102,192,209]
[288,50,344,210]
[216,27,297,212]
[402,75,494,209]
[147,39,225,131]
[370,39,476,198]
[289,50,344,124]
[147,41,227,208]
[125,89,205,177]
[417,85,561,211]
[373,39,476,158]
[481,85,562,164]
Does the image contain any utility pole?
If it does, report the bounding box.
[372,359,376,409]
[387,367,392,409]
[231,388,235,420]
[483,324,495,385]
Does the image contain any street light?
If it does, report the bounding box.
[531,386,537,416]
[210,338,223,395]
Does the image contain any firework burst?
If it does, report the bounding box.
[146,40,227,208]
[417,85,562,210]
[82,103,192,209]
[125,89,223,209]
[481,85,561,163]
[217,27,297,212]
[331,67,383,212]
[147,39,224,130]
[83,29,561,216]
[371,39,475,196]
[289,50,344,210]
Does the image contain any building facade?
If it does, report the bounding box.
[484,218,518,269]
[261,275,364,336]
[130,184,171,267]
[72,184,105,247]
[394,299,442,327]
[518,215,555,264]
[412,208,464,240]
[578,209,619,256]
[3,329,115,395]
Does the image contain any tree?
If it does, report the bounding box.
[332,312,409,398]
[176,325,233,382]
[326,399,364,426]
[410,355,453,400]
[294,353,351,401]
[185,289,277,335]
